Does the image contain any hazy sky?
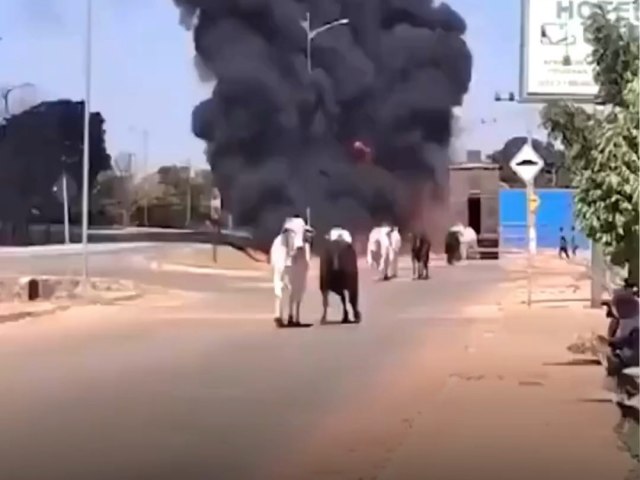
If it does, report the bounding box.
[0,0,545,170]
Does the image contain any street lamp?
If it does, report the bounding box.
[1,82,35,117]
[80,0,93,290]
[300,12,350,73]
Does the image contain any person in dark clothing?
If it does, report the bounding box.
[445,230,461,265]
[598,289,640,381]
[558,227,570,259]
[606,328,639,377]
[570,226,578,257]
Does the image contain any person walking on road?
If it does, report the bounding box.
[558,227,570,259]
[570,226,578,257]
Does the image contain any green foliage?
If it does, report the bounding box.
[93,165,215,228]
[541,5,639,283]
[92,170,135,226]
[585,6,639,106]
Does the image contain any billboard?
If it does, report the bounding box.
[520,0,639,102]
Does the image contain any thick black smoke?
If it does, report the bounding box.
[173,0,472,248]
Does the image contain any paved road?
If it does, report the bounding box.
[0,253,506,479]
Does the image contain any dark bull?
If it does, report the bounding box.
[319,239,361,324]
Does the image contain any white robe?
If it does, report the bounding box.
[449,223,477,260]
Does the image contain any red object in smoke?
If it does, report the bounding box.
[351,140,373,164]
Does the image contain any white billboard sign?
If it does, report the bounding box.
[520,0,639,102]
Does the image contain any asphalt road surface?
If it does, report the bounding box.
[0,251,506,479]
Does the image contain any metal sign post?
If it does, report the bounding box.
[62,174,70,244]
[510,142,544,308]
[53,173,78,246]
[525,181,534,306]
[185,158,192,227]
[210,190,222,264]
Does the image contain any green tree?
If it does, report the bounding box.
[541,6,639,284]
[92,170,135,226]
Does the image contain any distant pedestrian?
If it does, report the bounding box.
[558,227,570,259]
[570,226,578,257]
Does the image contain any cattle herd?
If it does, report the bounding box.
[269,216,478,328]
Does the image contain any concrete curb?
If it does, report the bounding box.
[0,304,72,324]
[0,243,156,257]
[0,291,144,324]
[149,261,269,278]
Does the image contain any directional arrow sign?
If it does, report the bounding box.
[509,143,544,184]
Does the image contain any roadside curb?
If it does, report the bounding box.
[0,243,156,257]
[0,291,144,324]
[149,261,270,277]
[0,304,72,324]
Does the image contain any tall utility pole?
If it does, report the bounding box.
[142,129,149,226]
[300,12,350,73]
[80,0,93,291]
[185,158,192,227]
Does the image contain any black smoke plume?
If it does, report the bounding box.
[173,0,472,249]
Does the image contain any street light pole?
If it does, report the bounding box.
[80,0,93,291]
[185,158,192,227]
[305,12,312,74]
[142,129,149,226]
[301,12,350,73]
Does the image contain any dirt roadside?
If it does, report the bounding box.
[374,305,637,480]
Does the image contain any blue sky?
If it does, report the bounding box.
[0,0,545,170]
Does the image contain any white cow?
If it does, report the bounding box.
[449,223,478,260]
[367,226,393,280]
[389,227,402,278]
[270,216,314,326]
[327,227,353,243]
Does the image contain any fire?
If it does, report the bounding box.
[351,140,373,164]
